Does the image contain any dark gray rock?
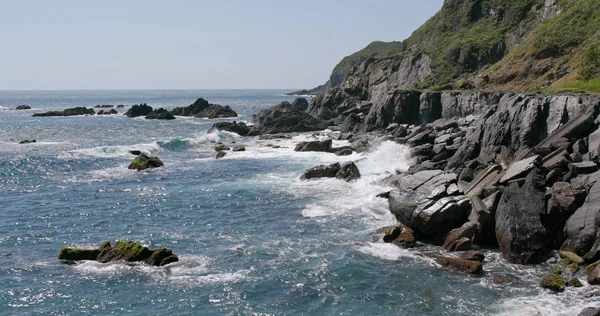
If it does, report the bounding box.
[442,222,477,251]
[19,139,36,144]
[251,98,327,135]
[124,104,153,118]
[33,107,95,117]
[495,168,549,264]
[209,121,253,136]
[216,150,227,159]
[578,307,600,316]
[128,154,164,171]
[145,108,175,120]
[569,162,599,176]
[562,180,600,259]
[336,162,361,181]
[15,105,31,110]
[301,163,340,180]
[171,98,237,118]
[294,139,332,152]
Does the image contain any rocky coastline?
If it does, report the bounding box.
[214,91,600,309]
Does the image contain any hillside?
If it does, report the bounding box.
[306,0,600,95]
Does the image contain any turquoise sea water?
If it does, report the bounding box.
[0,90,597,315]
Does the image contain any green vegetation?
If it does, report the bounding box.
[539,268,566,292]
[580,42,600,80]
[544,79,600,93]
[532,0,600,58]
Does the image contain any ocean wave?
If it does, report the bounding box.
[57,130,238,159]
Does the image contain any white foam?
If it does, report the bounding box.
[355,242,422,261]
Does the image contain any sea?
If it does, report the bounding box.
[0,90,597,315]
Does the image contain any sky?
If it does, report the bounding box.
[0,1,443,90]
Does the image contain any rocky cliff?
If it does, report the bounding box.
[303,0,600,96]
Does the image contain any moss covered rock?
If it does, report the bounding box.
[539,269,566,292]
[58,247,100,261]
[233,145,246,152]
[215,144,230,151]
[128,153,164,171]
[58,241,178,266]
[216,150,227,159]
[559,250,584,265]
[568,277,584,287]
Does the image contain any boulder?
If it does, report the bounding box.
[294,139,332,152]
[210,121,253,136]
[98,109,118,115]
[562,180,600,259]
[124,103,153,117]
[216,150,227,159]
[215,144,230,151]
[129,150,142,156]
[559,250,584,265]
[492,274,513,285]
[59,240,178,266]
[145,108,175,120]
[19,139,36,144]
[336,162,361,181]
[128,154,164,171]
[377,225,416,248]
[422,253,483,275]
[250,99,327,134]
[332,146,353,156]
[568,277,583,287]
[94,104,114,108]
[569,162,599,176]
[233,145,246,152]
[442,222,477,251]
[455,251,485,262]
[589,262,600,285]
[33,107,95,117]
[301,162,360,182]
[15,105,31,110]
[301,163,340,180]
[539,269,566,292]
[495,168,549,264]
[578,307,600,316]
[171,98,237,118]
[499,155,540,184]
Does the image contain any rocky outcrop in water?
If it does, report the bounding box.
[145,108,176,120]
[250,98,327,135]
[171,98,237,118]
[301,162,360,182]
[58,240,178,266]
[15,105,31,110]
[19,139,36,144]
[97,109,118,115]
[33,107,95,117]
[209,121,255,136]
[128,153,164,171]
[125,103,153,118]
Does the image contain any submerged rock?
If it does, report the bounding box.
[15,105,31,110]
[128,153,164,171]
[33,107,95,117]
[59,240,178,266]
[125,103,153,118]
[19,139,36,144]
[215,144,230,151]
[97,109,118,115]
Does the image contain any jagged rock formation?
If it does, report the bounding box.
[128,153,164,171]
[250,98,327,135]
[125,103,153,118]
[171,98,237,118]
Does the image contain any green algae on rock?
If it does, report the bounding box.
[128,153,164,171]
[539,269,566,292]
[58,240,178,266]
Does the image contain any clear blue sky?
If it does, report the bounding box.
[0,1,443,90]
